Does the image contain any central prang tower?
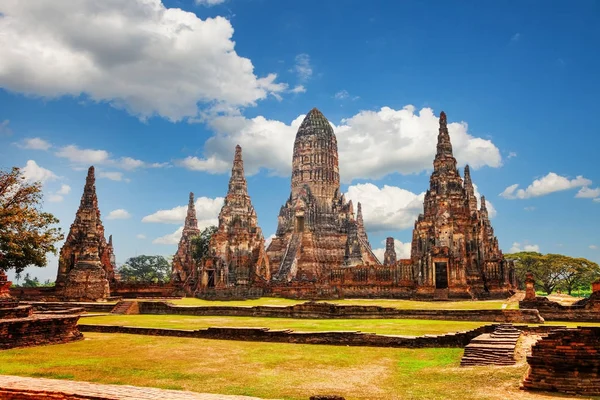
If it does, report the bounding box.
[267,108,379,282]
[291,108,340,204]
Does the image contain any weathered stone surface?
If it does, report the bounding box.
[409,112,515,299]
[172,192,201,285]
[524,272,536,300]
[0,273,83,350]
[198,146,270,293]
[383,237,397,266]
[267,108,379,282]
[460,324,521,366]
[0,314,83,350]
[0,270,12,304]
[62,255,110,301]
[521,327,600,395]
[56,166,116,290]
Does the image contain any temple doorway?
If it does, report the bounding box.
[295,216,305,233]
[435,262,448,289]
[207,270,215,288]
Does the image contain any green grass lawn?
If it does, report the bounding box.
[0,333,538,400]
[79,315,488,336]
[169,297,518,310]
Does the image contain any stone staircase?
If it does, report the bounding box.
[110,300,139,315]
[276,233,301,281]
[460,324,521,366]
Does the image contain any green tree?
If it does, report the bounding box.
[118,255,171,283]
[0,167,64,274]
[550,254,600,295]
[191,225,218,262]
[506,251,600,295]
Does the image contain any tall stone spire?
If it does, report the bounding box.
[184,192,199,230]
[228,145,248,196]
[291,108,340,204]
[356,202,370,249]
[172,192,201,283]
[56,166,116,288]
[383,237,397,266]
[464,165,478,214]
[199,145,270,289]
[435,111,454,158]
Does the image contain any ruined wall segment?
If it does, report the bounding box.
[56,166,116,290]
[199,146,270,292]
[267,108,379,283]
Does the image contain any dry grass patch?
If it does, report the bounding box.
[0,333,574,400]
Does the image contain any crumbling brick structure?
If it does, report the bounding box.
[521,327,600,395]
[267,108,379,283]
[409,112,515,299]
[197,146,270,293]
[171,192,201,286]
[55,166,116,297]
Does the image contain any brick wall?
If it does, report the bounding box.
[0,315,83,350]
[79,323,497,348]
[137,301,544,323]
[521,327,600,395]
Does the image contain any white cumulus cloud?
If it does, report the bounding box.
[590,245,598,250]
[107,209,131,220]
[0,0,287,121]
[21,160,57,183]
[181,106,502,182]
[136,234,147,239]
[97,171,128,182]
[344,183,424,232]
[142,196,223,224]
[501,172,592,199]
[18,137,52,151]
[508,242,540,253]
[576,187,600,199]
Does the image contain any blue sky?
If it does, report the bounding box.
[1,0,599,282]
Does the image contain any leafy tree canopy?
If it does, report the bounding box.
[191,225,218,262]
[118,255,171,283]
[0,167,64,274]
[506,251,600,295]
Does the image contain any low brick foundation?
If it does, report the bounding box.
[25,301,116,313]
[520,297,600,322]
[79,323,498,348]
[521,327,600,395]
[138,301,544,323]
[0,305,32,319]
[1,314,83,350]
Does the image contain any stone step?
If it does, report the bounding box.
[460,324,521,367]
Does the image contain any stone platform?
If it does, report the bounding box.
[0,375,269,400]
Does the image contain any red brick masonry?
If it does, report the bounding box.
[521,327,600,396]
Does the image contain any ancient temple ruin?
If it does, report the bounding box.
[410,111,514,299]
[56,166,116,300]
[171,192,201,285]
[267,108,379,283]
[198,146,270,292]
